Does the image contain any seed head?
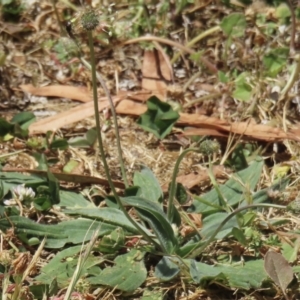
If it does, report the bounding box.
[199,140,220,156]
[81,10,99,31]
[287,199,300,214]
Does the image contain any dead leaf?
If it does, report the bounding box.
[264,250,294,295]
[142,50,172,99]
[20,84,92,103]
[28,95,123,134]
[115,99,300,142]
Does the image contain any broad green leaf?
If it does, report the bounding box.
[263,47,289,77]
[218,71,229,83]
[275,3,291,23]
[200,212,239,240]
[137,96,179,139]
[154,256,181,281]
[133,166,163,203]
[122,196,178,254]
[68,128,97,148]
[189,259,225,285]
[282,240,300,263]
[190,259,266,289]
[232,227,247,245]
[36,245,103,287]
[11,111,35,130]
[59,190,94,208]
[232,72,252,102]
[86,128,97,145]
[88,249,147,292]
[264,251,294,292]
[0,216,116,248]
[67,136,92,148]
[220,13,246,38]
[190,158,264,215]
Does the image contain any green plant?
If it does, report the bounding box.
[2,1,300,298]
[1,0,24,21]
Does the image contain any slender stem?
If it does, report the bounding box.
[80,57,129,188]
[187,203,286,258]
[183,93,221,109]
[87,31,157,247]
[280,54,300,101]
[167,148,198,221]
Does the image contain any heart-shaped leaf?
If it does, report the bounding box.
[264,250,294,293]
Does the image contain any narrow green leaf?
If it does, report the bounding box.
[190,158,264,215]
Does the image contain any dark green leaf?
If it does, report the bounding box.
[154,256,180,281]
[11,111,35,130]
[50,138,69,150]
[47,171,60,205]
[0,118,14,136]
[137,96,179,139]
[122,196,178,254]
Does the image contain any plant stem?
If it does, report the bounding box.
[79,57,129,188]
[87,31,157,247]
[187,203,286,258]
[168,148,198,221]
